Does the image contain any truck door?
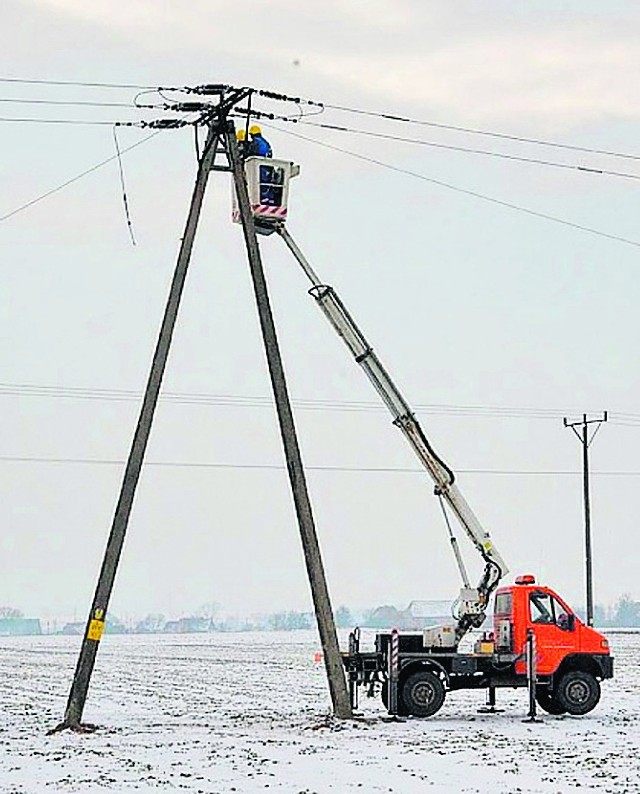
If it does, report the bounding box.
[528,590,576,675]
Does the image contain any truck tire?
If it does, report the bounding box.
[555,671,600,715]
[400,670,446,718]
[535,687,566,715]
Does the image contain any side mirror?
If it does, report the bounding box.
[566,614,576,632]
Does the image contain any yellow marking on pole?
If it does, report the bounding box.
[87,619,105,642]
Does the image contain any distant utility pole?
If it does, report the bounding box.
[563,412,608,627]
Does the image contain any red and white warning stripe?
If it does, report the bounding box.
[253,204,287,218]
[390,628,400,677]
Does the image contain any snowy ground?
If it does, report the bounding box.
[0,630,637,793]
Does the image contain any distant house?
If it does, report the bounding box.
[0,617,42,636]
[61,622,84,635]
[163,617,212,634]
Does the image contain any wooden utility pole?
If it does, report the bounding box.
[50,122,222,732]
[51,94,352,732]
[563,412,608,627]
[225,123,352,719]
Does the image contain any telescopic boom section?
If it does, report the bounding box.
[276,225,508,642]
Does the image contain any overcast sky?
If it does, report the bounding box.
[2,1,640,622]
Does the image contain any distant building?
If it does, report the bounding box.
[61,622,84,635]
[163,617,212,634]
[0,617,42,636]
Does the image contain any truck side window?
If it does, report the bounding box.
[529,593,554,624]
[494,593,512,615]
[552,598,572,631]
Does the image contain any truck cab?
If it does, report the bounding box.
[493,574,612,714]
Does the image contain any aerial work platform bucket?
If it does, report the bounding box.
[232,157,300,234]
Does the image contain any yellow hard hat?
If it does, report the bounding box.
[236,129,247,141]
[249,124,262,136]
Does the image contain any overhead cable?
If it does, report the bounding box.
[0,116,124,126]
[305,99,640,163]
[5,77,640,162]
[0,454,636,477]
[0,77,159,90]
[0,382,631,424]
[236,108,640,181]
[0,97,145,109]
[295,119,640,182]
[112,126,137,246]
[266,123,640,250]
[0,131,161,222]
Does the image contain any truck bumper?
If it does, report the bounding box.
[598,654,614,679]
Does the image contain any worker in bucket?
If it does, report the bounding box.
[249,125,272,157]
[247,124,277,204]
[236,128,254,159]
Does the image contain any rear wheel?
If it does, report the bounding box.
[555,671,600,715]
[535,687,566,715]
[400,670,446,718]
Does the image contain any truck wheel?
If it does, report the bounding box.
[535,687,566,715]
[401,670,446,718]
[555,671,600,715]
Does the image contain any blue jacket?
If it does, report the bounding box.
[252,134,272,158]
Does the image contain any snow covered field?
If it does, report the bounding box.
[0,630,638,793]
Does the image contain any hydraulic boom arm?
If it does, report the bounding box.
[276,225,508,642]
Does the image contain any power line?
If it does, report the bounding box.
[0,77,157,90]
[292,119,640,183]
[3,81,640,249]
[6,77,640,162]
[0,454,636,476]
[1,382,633,424]
[0,131,161,222]
[308,99,640,164]
[0,97,141,109]
[267,123,640,250]
[0,116,123,126]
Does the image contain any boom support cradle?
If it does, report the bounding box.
[276,224,508,642]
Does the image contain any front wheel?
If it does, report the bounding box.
[535,687,566,715]
[555,671,600,715]
[400,670,446,718]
